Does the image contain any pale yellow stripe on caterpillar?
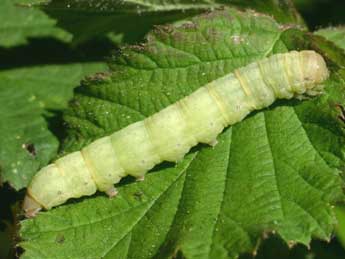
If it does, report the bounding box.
[233,68,258,110]
[143,118,163,164]
[177,86,225,145]
[79,150,100,191]
[81,136,125,194]
[235,61,276,109]
[281,52,296,94]
[144,101,198,163]
[299,51,311,87]
[282,51,304,95]
[260,54,291,99]
[209,73,252,124]
[205,84,231,126]
[272,53,294,97]
[284,51,305,94]
[23,50,330,217]
[176,99,198,147]
[54,152,97,201]
[26,152,98,211]
[256,58,280,98]
[25,164,60,211]
[111,121,161,177]
[233,69,252,97]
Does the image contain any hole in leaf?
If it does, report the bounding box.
[21,143,36,157]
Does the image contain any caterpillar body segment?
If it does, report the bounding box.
[23,50,329,217]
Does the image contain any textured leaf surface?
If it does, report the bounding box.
[45,0,304,44]
[0,0,72,48]
[20,8,345,259]
[0,63,108,190]
[314,26,345,250]
[315,27,345,52]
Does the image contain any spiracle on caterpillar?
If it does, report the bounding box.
[23,50,329,218]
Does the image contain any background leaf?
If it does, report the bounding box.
[313,26,345,251]
[0,0,71,48]
[293,0,345,30]
[44,0,305,45]
[315,27,345,51]
[20,7,345,259]
[0,62,107,190]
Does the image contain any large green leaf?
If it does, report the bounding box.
[20,8,345,259]
[0,0,72,48]
[44,0,305,45]
[314,26,345,251]
[0,63,108,190]
[315,27,345,51]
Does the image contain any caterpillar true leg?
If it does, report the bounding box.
[23,51,329,217]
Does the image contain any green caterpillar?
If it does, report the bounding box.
[23,50,329,217]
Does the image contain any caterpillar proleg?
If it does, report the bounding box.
[23,50,329,217]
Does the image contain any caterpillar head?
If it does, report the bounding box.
[23,194,42,218]
[300,50,329,95]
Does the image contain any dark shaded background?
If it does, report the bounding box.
[294,0,345,30]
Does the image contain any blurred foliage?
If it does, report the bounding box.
[315,27,345,51]
[335,205,345,249]
[293,0,345,30]
[44,0,305,46]
[0,0,71,48]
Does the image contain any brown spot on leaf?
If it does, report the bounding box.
[199,7,231,20]
[154,24,174,35]
[246,8,274,19]
[278,23,301,31]
[85,72,112,84]
[128,44,146,52]
[180,21,198,30]
[55,234,65,244]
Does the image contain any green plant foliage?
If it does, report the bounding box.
[0,0,71,48]
[313,26,345,250]
[20,8,345,259]
[0,63,107,190]
[44,0,305,45]
[315,27,345,51]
